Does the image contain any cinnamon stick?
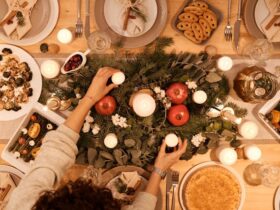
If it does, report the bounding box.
[123,7,131,31]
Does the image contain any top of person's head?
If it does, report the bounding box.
[32,179,121,210]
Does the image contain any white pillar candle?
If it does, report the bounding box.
[57,28,73,44]
[112,72,125,85]
[238,121,259,139]
[132,93,156,117]
[244,144,262,161]
[104,133,118,149]
[217,56,233,71]
[216,146,237,165]
[192,90,207,104]
[165,133,179,147]
[40,60,61,79]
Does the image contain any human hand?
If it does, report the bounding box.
[154,138,188,171]
[84,67,120,105]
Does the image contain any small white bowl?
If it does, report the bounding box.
[61,49,91,74]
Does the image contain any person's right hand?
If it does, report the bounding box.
[154,138,188,171]
[85,67,120,106]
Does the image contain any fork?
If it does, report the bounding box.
[75,0,83,37]
[224,0,232,41]
[171,171,179,210]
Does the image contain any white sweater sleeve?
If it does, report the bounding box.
[5,124,80,210]
[123,192,158,210]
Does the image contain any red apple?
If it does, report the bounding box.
[167,104,190,126]
[95,96,117,116]
[166,83,188,104]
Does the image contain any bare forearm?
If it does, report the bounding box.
[145,172,161,196]
[64,97,96,133]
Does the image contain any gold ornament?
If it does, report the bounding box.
[28,123,41,138]
[46,96,61,111]
[59,99,72,111]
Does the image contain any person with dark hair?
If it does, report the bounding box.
[5,67,187,210]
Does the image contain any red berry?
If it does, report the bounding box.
[18,137,26,145]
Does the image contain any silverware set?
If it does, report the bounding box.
[224,0,232,41]
[166,170,179,210]
[75,0,91,38]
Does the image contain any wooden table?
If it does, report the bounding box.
[0,0,280,210]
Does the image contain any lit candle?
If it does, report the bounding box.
[244,144,262,161]
[238,121,259,139]
[165,133,179,147]
[192,90,207,104]
[57,28,73,44]
[217,56,233,71]
[132,93,156,117]
[216,145,237,165]
[40,60,61,79]
[112,72,125,85]
[104,133,118,149]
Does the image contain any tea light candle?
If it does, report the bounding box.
[217,56,233,71]
[132,93,156,117]
[40,60,60,79]
[192,90,207,104]
[104,133,118,149]
[244,144,262,161]
[57,28,73,44]
[112,72,125,85]
[165,133,179,147]
[216,146,237,165]
[238,121,259,139]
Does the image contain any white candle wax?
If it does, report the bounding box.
[104,133,118,149]
[132,93,156,117]
[165,133,179,147]
[244,144,262,161]
[216,146,237,165]
[112,72,125,85]
[217,56,233,71]
[192,90,207,104]
[40,60,60,79]
[238,121,259,139]
[57,28,73,44]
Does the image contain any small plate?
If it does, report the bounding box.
[274,186,280,210]
[104,0,158,38]
[94,0,167,48]
[0,44,42,121]
[0,0,59,46]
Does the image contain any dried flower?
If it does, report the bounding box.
[185,81,197,90]
[112,114,129,128]
[191,133,206,147]
[82,122,91,133]
[92,124,100,135]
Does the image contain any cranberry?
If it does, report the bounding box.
[18,137,26,145]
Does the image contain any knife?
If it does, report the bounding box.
[85,0,90,38]
[166,170,172,210]
[234,0,242,50]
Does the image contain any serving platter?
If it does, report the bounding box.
[94,0,167,48]
[0,44,42,121]
[0,0,59,46]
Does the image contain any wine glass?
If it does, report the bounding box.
[87,31,111,54]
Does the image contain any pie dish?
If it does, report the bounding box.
[179,162,245,210]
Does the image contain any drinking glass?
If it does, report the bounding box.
[87,31,111,54]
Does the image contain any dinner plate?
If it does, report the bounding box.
[255,0,270,34]
[0,44,42,121]
[104,0,158,38]
[0,164,24,184]
[274,186,280,210]
[0,0,59,46]
[178,161,246,210]
[94,0,167,48]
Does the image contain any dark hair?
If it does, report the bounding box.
[32,179,121,210]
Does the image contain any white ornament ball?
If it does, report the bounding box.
[40,60,60,79]
[165,133,179,147]
[217,56,233,71]
[238,121,259,139]
[216,146,237,165]
[132,93,156,117]
[57,28,73,44]
[244,144,262,161]
[112,72,125,85]
[192,90,207,104]
[104,133,118,149]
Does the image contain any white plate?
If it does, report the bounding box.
[255,0,270,34]
[104,0,158,37]
[0,0,59,46]
[275,186,280,210]
[0,164,24,179]
[178,161,246,210]
[0,44,42,121]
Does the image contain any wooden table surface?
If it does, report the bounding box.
[1,0,280,210]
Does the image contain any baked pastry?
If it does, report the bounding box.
[0,172,16,203]
[184,166,241,210]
